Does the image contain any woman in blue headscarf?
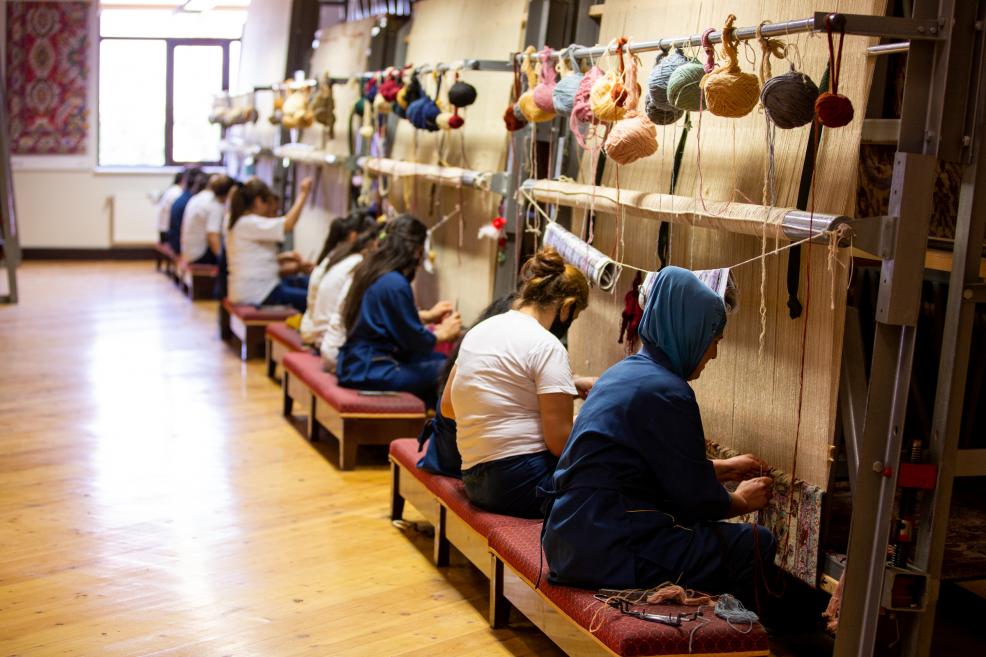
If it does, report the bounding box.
[542,267,775,606]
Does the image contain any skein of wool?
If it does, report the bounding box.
[701,15,761,118]
[590,37,633,123]
[533,47,559,112]
[647,48,690,111]
[569,65,604,148]
[604,53,658,165]
[644,97,683,125]
[447,76,477,129]
[395,75,421,118]
[379,68,403,102]
[666,61,705,111]
[816,16,854,128]
[518,46,556,123]
[504,56,529,132]
[762,66,818,128]
[373,91,391,115]
[406,96,440,131]
[552,50,584,116]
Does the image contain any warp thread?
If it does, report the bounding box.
[815,15,854,128]
[590,37,633,123]
[700,14,761,118]
[604,52,659,165]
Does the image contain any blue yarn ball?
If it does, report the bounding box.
[552,72,584,116]
[645,97,684,126]
[648,48,690,111]
[407,97,440,131]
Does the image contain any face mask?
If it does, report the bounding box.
[549,305,575,343]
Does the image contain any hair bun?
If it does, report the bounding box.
[524,246,566,280]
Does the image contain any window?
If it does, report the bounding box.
[97,4,248,167]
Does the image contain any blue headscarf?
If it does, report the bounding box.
[638,266,727,379]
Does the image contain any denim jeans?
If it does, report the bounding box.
[462,450,558,519]
[262,275,310,313]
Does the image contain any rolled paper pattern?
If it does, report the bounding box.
[543,221,621,291]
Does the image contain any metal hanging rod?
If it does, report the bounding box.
[526,12,938,62]
[867,41,911,55]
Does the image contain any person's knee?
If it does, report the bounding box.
[753,525,776,563]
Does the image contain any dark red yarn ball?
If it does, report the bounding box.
[448,114,464,129]
[815,91,854,128]
[503,104,527,131]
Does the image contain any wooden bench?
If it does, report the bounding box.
[177,259,218,300]
[388,438,770,657]
[219,299,296,360]
[154,243,178,280]
[282,353,427,470]
[265,322,306,381]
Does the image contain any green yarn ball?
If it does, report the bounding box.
[666,61,706,112]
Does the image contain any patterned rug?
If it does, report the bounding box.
[707,441,824,588]
[5,1,90,155]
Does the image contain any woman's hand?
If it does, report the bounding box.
[730,476,773,515]
[433,312,462,343]
[299,177,314,196]
[573,376,598,399]
[715,453,767,482]
[420,300,454,323]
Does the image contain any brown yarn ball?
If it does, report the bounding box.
[815,91,854,128]
[503,103,527,131]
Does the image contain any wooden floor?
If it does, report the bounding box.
[0,262,563,657]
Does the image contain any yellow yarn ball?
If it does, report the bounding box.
[518,89,555,123]
[589,73,628,122]
[701,69,760,118]
[359,124,373,138]
[396,86,410,109]
[373,92,391,114]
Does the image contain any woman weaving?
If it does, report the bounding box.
[542,266,775,606]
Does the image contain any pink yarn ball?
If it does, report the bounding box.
[572,66,604,124]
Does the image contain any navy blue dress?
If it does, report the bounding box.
[542,345,774,605]
[166,190,193,254]
[336,271,446,408]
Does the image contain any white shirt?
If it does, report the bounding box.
[451,310,577,470]
[226,213,286,305]
[315,253,363,371]
[157,184,182,233]
[180,190,224,262]
[299,257,331,344]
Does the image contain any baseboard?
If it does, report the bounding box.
[22,247,157,261]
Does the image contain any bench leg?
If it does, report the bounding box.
[490,555,511,628]
[434,505,450,567]
[339,432,358,471]
[390,461,406,521]
[306,397,317,442]
[219,305,232,341]
[282,372,293,417]
[265,337,276,380]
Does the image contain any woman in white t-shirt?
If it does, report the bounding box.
[299,211,377,345]
[441,247,595,518]
[180,175,235,265]
[226,176,313,311]
[317,222,382,371]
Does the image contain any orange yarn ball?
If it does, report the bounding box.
[604,112,658,165]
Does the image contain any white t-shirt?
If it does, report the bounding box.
[226,213,286,305]
[316,253,363,371]
[299,257,331,344]
[157,184,182,233]
[180,190,224,262]
[451,310,577,470]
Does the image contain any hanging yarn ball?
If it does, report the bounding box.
[532,47,558,112]
[647,48,690,111]
[572,66,604,124]
[666,61,705,111]
[447,113,464,129]
[448,80,477,108]
[644,97,683,125]
[363,79,378,102]
[503,103,527,131]
[406,96,440,131]
[761,67,819,128]
[373,91,391,115]
[816,92,854,128]
[379,71,402,102]
[353,97,366,117]
[816,14,854,128]
[590,39,634,123]
[436,112,453,130]
[701,15,761,118]
[604,54,658,166]
[518,47,555,123]
[552,69,583,116]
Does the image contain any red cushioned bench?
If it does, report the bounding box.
[265,322,307,380]
[283,354,426,470]
[154,243,178,279]
[219,298,297,360]
[176,259,218,300]
[389,438,770,657]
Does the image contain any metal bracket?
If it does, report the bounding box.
[846,215,899,260]
[815,12,943,40]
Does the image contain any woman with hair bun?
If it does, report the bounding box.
[225,176,313,311]
[336,214,462,408]
[440,246,596,518]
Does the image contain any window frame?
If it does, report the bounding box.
[98,35,236,168]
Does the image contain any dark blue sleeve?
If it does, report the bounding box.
[635,389,732,521]
[371,275,437,356]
